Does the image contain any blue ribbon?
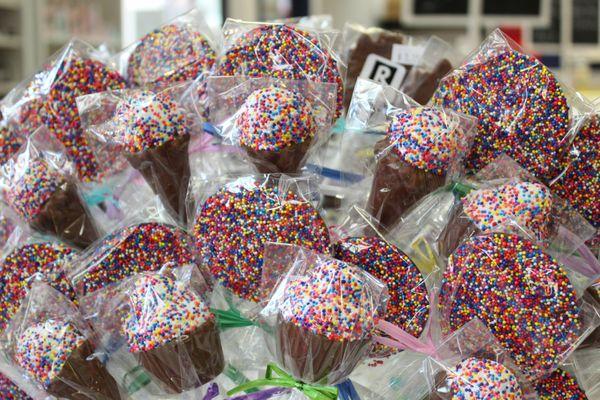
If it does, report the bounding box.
[337,379,361,400]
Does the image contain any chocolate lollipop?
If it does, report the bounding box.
[123,274,224,393]
[236,86,316,173]
[438,181,552,258]
[439,233,581,379]
[334,236,429,356]
[216,24,344,117]
[368,106,469,228]
[433,46,569,179]
[15,320,121,400]
[193,177,331,302]
[535,369,588,400]
[276,259,379,384]
[3,159,99,249]
[446,358,523,399]
[113,90,191,222]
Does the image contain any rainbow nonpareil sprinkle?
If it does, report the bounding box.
[280,259,378,341]
[535,369,587,400]
[462,182,552,241]
[15,320,86,389]
[334,237,429,342]
[0,121,23,165]
[386,107,468,176]
[237,87,316,152]
[439,233,581,379]
[433,49,568,179]
[194,177,331,302]
[42,55,125,181]
[124,274,212,352]
[114,90,189,153]
[0,242,75,333]
[216,24,343,117]
[75,222,195,296]
[0,372,31,400]
[4,159,66,221]
[127,23,215,88]
[450,358,523,399]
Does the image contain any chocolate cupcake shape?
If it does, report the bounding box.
[193,177,331,301]
[447,358,523,399]
[15,320,121,400]
[276,259,379,384]
[236,86,316,173]
[438,181,552,258]
[115,90,191,223]
[3,158,99,249]
[439,233,581,379]
[368,106,468,228]
[334,236,429,356]
[123,274,224,393]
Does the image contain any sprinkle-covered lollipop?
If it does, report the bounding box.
[216,24,344,117]
[449,358,523,399]
[0,120,23,165]
[194,177,331,302]
[334,236,429,355]
[123,273,224,393]
[114,90,191,222]
[438,181,552,258]
[439,233,581,379]
[433,44,568,179]
[236,86,316,173]
[15,320,121,400]
[368,106,471,228]
[0,372,31,400]
[535,369,588,400]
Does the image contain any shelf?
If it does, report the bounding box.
[45,33,119,48]
[0,0,19,10]
[0,33,21,49]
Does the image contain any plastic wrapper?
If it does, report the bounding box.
[269,14,334,30]
[259,243,388,385]
[78,265,223,395]
[432,28,573,180]
[190,174,332,302]
[437,155,596,260]
[0,116,25,166]
[438,230,600,381]
[0,127,101,249]
[207,77,337,174]
[571,348,600,398]
[77,81,204,224]
[1,40,126,182]
[1,281,122,400]
[534,366,590,399]
[347,79,476,229]
[214,18,345,118]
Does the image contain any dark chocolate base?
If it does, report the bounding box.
[368,140,446,229]
[403,59,453,105]
[137,320,224,394]
[276,318,370,384]
[242,136,313,174]
[47,339,121,400]
[30,181,100,250]
[126,134,190,224]
[437,206,480,260]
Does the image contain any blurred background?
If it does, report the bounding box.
[1,0,599,97]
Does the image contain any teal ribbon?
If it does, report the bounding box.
[122,365,151,395]
[211,307,257,330]
[224,364,258,393]
[227,363,339,400]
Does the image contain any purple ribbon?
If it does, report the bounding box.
[203,383,220,400]
[229,387,291,400]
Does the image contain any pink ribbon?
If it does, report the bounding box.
[374,320,437,357]
[189,133,237,154]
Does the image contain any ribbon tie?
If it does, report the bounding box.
[211,307,257,331]
[227,363,339,400]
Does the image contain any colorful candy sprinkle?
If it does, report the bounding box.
[4,158,66,222]
[0,372,31,400]
[386,107,468,175]
[15,320,86,389]
[281,259,378,341]
[535,369,588,400]
[0,242,75,333]
[433,49,568,179]
[194,177,331,302]
[216,24,343,117]
[462,182,552,240]
[124,273,213,352]
[450,357,523,399]
[127,23,215,88]
[74,222,195,296]
[237,87,316,152]
[114,90,189,153]
[334,236,429,351]
[439,232,581,379]
[550,114,599,229]
[42,54,125,181]
[0,120,24,165]
[0,213,16,253]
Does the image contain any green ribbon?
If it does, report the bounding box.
[224,364,258,393]
[211,307,257,331]
[448,181,474,198]
[227,363,339,400]
[123,365,152,395]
